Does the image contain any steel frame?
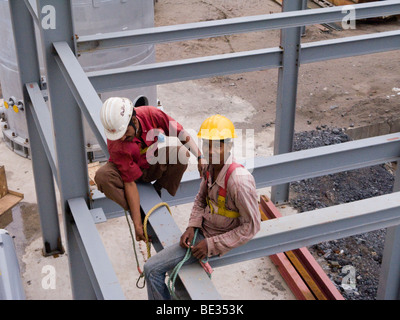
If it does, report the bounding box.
[8,0,400,300]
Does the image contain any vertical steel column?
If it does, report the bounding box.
[377,162,400,300]
[9,0,63,256]
[271,0,305,204]
[36,0,94,299]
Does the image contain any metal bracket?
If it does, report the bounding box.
[90,208,107,224]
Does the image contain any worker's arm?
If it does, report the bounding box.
[124,180,146,242]
[180,179,208,249]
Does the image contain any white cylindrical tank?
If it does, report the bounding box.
[0,0,157,159]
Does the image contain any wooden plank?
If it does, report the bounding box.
[0,193,23,216]
[0,166,24,216]
[0,166,8,198]
[285,250,327,300]
[292,247,345,300]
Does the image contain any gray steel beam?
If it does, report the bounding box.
[25,82,57,180]
[271,0,304,205]
[23,0,39,26]
[138,183,222,300]
[209,191,400,268]
[9,0,62,256]
[37,0,93,299]
[302,30,400,63]
[87,30,400,93]
[77,0,400,52]
[0,230,25,300]
[170,132,400,205]
[67,198,126,300]
[93,133,400,213]
[88,47,282,93]
[250,132,400,190]
[53,41,108,157]
[378,162,400,300]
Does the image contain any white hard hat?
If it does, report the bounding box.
[100,97,135,141]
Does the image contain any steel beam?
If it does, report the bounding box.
[9,0,62,256]
[137,183,222,300]
[209,192,400,268]
[93,132,400,214]
[172,133,400,204]
[378,162,400,300]
[301,30,400,63]
[37,0,93,299]
[67,198,126,300]
[53,41,108,157]
[88,48,282,93]
[250,133,400,190]
[77,0,400,52]
[271,0,304,205]
[87,30,400,93]
[25,82,57,179]
[23,0,39,26]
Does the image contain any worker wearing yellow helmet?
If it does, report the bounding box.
[144,115,260,300]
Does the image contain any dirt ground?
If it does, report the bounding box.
[154,0,400,134]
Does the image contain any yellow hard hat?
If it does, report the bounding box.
[197,115,237,140]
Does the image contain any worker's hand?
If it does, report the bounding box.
[191,239,208,261]
[135,225,147,242]
[180,227,195,249]
[197,157,207,178]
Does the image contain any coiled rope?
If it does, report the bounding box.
[124,202,172,289]
[167,228,212,300]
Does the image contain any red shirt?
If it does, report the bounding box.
[108,106,184,183]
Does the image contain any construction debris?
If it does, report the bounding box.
[0,165,23,227]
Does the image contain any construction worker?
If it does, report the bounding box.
[143,115,261,300]
[95,97,206,242]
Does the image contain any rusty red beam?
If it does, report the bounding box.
[260,195,345,300]
[260,205,316,300]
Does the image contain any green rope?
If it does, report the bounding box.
[167,228,212,300]
[124,210,146,289]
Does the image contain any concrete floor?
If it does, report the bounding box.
[0,82,298,300]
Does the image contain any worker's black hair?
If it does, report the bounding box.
[128,108,137,132]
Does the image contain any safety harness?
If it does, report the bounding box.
[206,162,244,219]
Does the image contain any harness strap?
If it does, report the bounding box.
[206,163,244,219]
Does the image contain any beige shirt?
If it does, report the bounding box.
[188,155,261,257]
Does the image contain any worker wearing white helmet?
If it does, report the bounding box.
[95,97,206,242]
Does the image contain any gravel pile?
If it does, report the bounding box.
[288,128,395,300]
